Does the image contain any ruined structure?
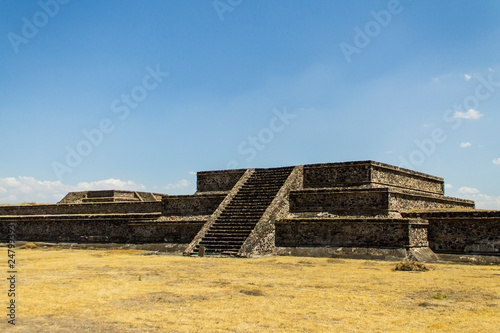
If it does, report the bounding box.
[1,161,499,261]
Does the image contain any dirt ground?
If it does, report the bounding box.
[1,247,499,332]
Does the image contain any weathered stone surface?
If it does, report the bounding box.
[196,169,247,192]
[0,214,204,244]
[403,210,500,254]
[239,166,302,257]
[275,218,428,248]
[58,190,164,204]
[0,202,162,216]
[302,161,444,195]
[0,160,497,262]
[276,246,412,261]
[289,188,473,217]
[163,193,226,216]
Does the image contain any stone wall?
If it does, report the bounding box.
[289,188,390,217]
[0,202,163,216]
[289,188,474,217]
[371,162,444,195]
[163,193,226,216]
[302,161,444,194]
[275,218,429,248]
[58,190,164,204]
[389,191,474,211]
[403,210,500,253]
[196,169,247,192]
[303,162,370,188]
[0,215,204,244]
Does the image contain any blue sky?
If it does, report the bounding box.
[1,0,499,209]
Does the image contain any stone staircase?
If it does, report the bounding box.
[192,167,294,256]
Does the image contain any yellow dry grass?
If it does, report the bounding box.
[1,248,499,332]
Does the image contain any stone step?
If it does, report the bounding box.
[226,202,271,207]
[229,198,272,203]
[215,217,260,222]
[221,210,266,215]
[241,182,283,187]
[219,211,264,216]
[199,240,244,245]
[238,186,281,190]
[217,218,261,222]
[221,211,266,216]
[210,221,257,230]
[190,167,293,257]
[218,214,263,219]
[192,249,239,255]
[205,230,250,235]
[196,244,242,251]
[202,236,248,242]
[209,227,255,232]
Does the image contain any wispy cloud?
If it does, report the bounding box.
[453,109,484,119]
[0,177,146,204]
[452,186,500,210]
[460,142,472,148]
[458,186,480,195]
[493,158,500,165]
[464,74,472,81]
[164,179,191,191]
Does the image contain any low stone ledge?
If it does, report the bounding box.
[0,212,162,221]
[278,217,429,224]
[0,201,163,216]
[0,242,188,253]
[276,217,428,248]
[276,246,412,261]
[302,160,444,195]
[289,188,474,216]
[403,210,500,219]
[435,253,500,264]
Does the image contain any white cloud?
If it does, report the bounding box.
[76,179,145,191]
[164,179,191,191]
[460,142,472,148]
[464,74,471,81]
[453,109,484,120]
[188,171,196,175]
[458,187,480,195]
[472,194,500,210]
[493,158,500,165]
[457,192,500,210]
[445,184,453,190]
[0,177,146,204]
[422,123,434,128]
[452,186,500,210]
[0,177,22,187]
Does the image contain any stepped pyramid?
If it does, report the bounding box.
[188,167,294,255]
[1,161,498,261]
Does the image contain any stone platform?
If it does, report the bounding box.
[0,161,497,261]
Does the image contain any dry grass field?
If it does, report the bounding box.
[1,246,499,332]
